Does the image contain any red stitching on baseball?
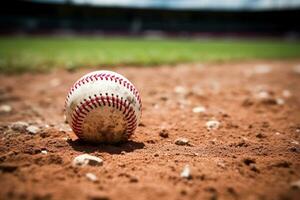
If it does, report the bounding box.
[71,94,138,140]
[65,73,142,110]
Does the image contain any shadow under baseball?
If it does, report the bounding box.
[68,139,145,154]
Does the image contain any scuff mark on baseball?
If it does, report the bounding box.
[65,70,142,143]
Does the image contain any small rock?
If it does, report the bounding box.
[72,154,103,167]
[276,98,285,105]
[256,91,270,99]
[249,163,260,172]
[275,132,281,136]
[41,150,48,155]
[10,121,29,132]
[206,120,220,130]
[159,129,169,138]
[290,180,300,189]
[282,90,292,98]
[175,138,189,146]
[64,115,68,124]
[120,151,126,155]
[174,86,187,95]
[0,105,12,113]
[138,122,146,127]
[256,132,267,139]
[291,140,299,145]
[216,161,226,169]
[209,138,217,144]
[192,106,206,113]
[180,165,192,179]
[243,158,255,166]
[86,173,98,182]
[26,125,40,134]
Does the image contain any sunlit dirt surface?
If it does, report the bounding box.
[0,60,299,200]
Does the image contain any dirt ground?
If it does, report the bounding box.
[0,60,300,200]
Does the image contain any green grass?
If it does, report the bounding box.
[0,36,300,73]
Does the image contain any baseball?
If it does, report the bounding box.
[65,70,142,143]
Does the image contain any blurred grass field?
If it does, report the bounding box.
[0,36,300,73]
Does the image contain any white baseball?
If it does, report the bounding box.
[65,70,142,143]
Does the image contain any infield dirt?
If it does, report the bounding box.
[0,60,299,200]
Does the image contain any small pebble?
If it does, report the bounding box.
[174,86,187,95]
[26,125,40,134]
[159,129,169,138]
[276,98,285,105]
[72,154,103,167]
[216,161,226,169]
[275,132,281,136]
[41,150,48,155]
[0,105,12,113]
[249,163,259,172]
[256,132,267,139]
[86,173,98,182]
[206,120,220,130]
[256,91,270,99]
[63,115,68,124]
[180,165,192,179]
[192,106,206,113]
[175,138,189,146]
[209,138,217,144]
[291,140,299,145]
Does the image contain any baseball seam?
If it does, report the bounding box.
[65,73,142,110]
[71,93,137,140]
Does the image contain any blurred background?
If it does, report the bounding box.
[0,0,300,73]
